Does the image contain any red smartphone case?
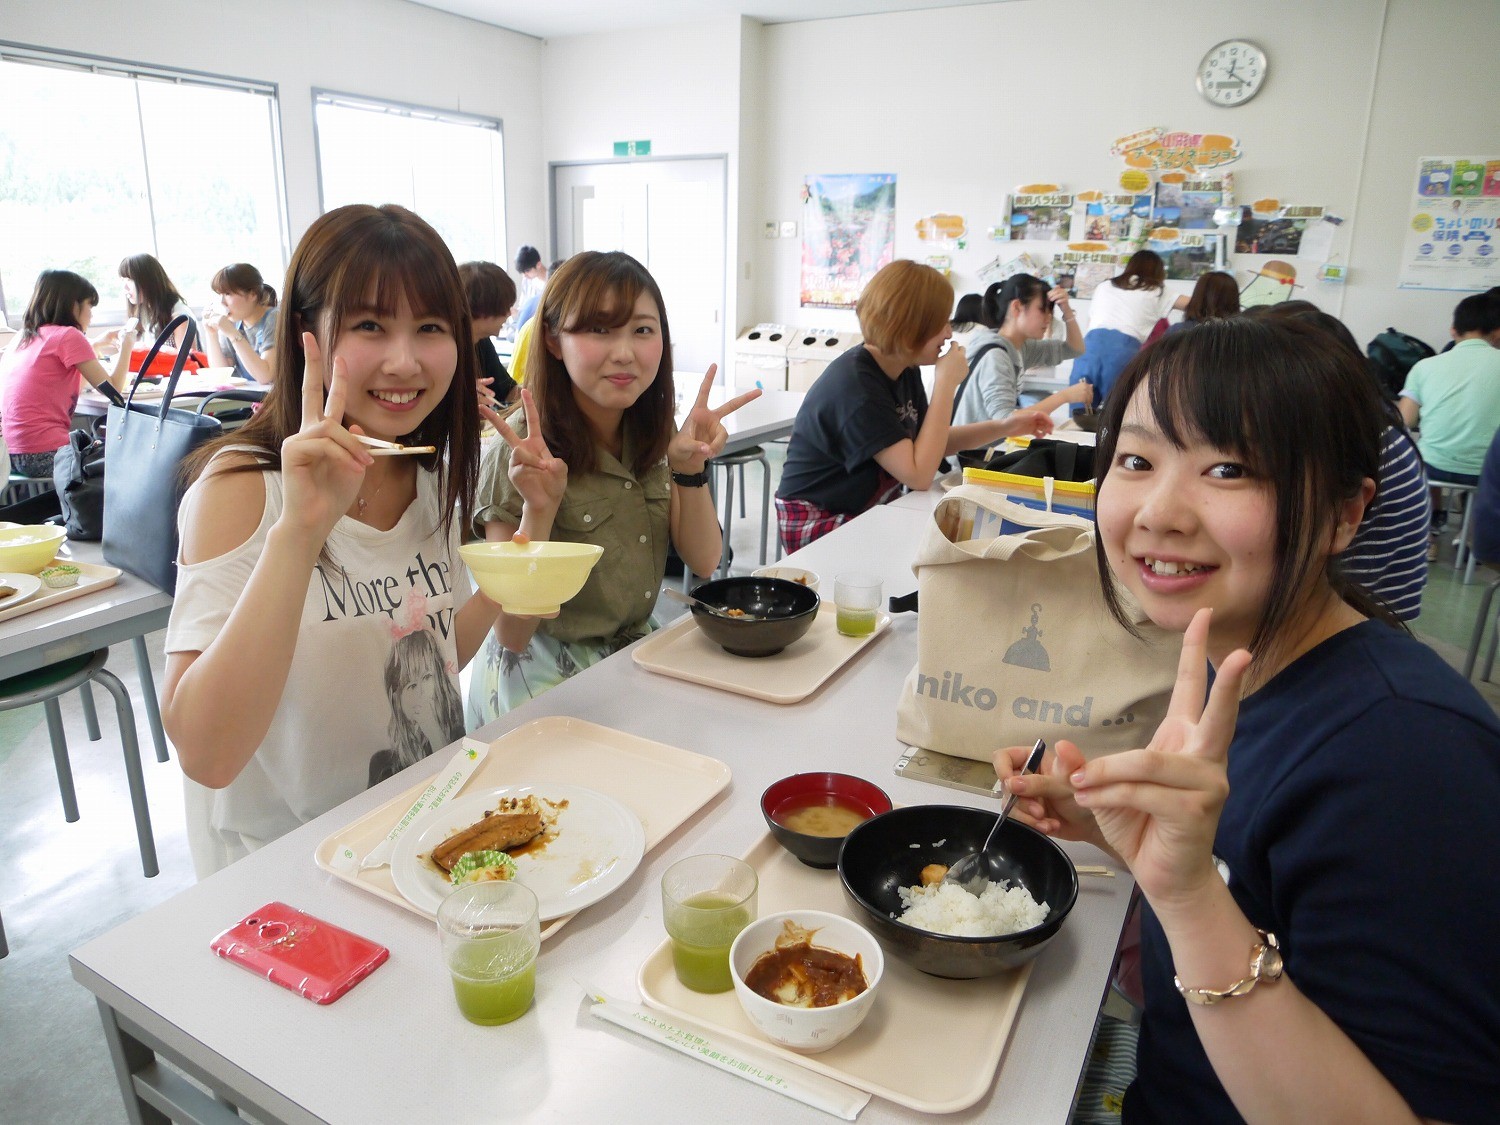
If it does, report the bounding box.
[210,902,389,1004]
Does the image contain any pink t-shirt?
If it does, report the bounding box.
[0,325,95,453]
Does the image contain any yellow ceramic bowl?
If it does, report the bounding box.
[459,541,605,616]
[0,525,67,575]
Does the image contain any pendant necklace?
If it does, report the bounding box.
[356,475,388,518]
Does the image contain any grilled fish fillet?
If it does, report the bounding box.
[431,797,545,873]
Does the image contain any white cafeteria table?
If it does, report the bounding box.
[69,496,1135,1125]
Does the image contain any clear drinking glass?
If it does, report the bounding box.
[834,572,883,637]
[661,854,757,993]
[437,881,541,1025]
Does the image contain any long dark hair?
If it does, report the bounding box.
[19,270,98,345]
[528,251,673,478]
[1110,249,1165,292]
[183,204,481,541]
[211,263,278,308]
[983,274,1051,330]
[1094,317,1398,675]
[119,253,186,335]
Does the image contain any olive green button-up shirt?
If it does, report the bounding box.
[475,426,671,646]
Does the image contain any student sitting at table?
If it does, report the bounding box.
[950,275,1091,428]
[120,252,196,348]
[201,263,279,384]
[1069,250,1188,408]
[458,260,519,411]
[1165,270,1239,335]
[775,260,1053,553]
[160,204,506,878]
[466,251,759,726]
[0,269,137,478]
[997,316,1500,1123]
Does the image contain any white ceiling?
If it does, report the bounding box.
[407,0,1004,41]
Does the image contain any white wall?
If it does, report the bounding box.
[540,16,746,364]
[5,0,545,263]
[747,0,1500,347]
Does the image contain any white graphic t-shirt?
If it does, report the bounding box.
[167,456,469,877]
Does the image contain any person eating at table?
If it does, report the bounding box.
[775,259,1053,553]
[458,260,519,411]
[0,269,137,478]
[996,317,1500,1123]
[159,203,509,878]
[465,250,759,726]
[201,262,279,384]
[119,252,196,348]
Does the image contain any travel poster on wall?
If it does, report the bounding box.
[1399,156,1500,291]
[800,173,897,309]
[1153,179,1224,230]
[1147,229,1218,281]
[1234,206,1309,255]
[999,193,1074,241]
[1074,193,1152,242]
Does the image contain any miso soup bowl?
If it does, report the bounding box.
[760,773,893,869]
[729,910,884,1054]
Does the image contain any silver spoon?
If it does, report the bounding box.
[660,586,758,621]
[944,738,1047,896]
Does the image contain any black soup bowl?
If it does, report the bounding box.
[838,805,1079,979]
[690,576,820,657]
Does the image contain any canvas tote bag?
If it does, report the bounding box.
[103,315,223,592]
[895,484,1180,762]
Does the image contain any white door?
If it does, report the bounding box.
[551,157,727,377]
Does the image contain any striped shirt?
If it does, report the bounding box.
[1340,425,1429,620]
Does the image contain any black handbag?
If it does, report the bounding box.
[53,426,107,540]
[956,437,1096,482]
[102,315,224,592]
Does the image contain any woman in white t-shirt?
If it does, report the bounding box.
[160,204,506,878]
[1070,250,1187,408]
[119,253,197,349]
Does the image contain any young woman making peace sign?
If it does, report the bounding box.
[466,250,760,724]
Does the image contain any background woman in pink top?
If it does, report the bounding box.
[0,270,136,477]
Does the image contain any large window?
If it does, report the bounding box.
[314,92,506,267]
[0,45,287,326]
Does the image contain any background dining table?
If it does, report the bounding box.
[68,492,1135,1125]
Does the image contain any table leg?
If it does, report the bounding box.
[132,634,170,763]
[96,999,171,1125]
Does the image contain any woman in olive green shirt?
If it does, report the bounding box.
[466,252,758,725]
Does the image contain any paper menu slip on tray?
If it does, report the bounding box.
[313,716,731,937]
[637,832,1032,1114]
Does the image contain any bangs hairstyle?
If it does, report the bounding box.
[529,251,673,478]
[184,204,481,538]
[857,260,953,355]
[211,262,277,307]
[1094,317,1395,672]
[20,269,98,345]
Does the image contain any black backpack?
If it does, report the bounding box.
[1367,328,1436,399]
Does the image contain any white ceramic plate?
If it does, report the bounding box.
[0,572,43,607]
[391,782,646,920]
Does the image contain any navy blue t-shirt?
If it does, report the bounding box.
[776,344,927,514]
[1125,620,1500,1123]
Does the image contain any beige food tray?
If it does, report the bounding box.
[637,833,1031,1114]
[0,558,121,625]
[314,716,731,939]
[632,604,891,704]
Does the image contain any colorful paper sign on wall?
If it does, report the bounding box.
[1240,261,1300,306]
[1400,156,1500,291]
[800,173,897,309]
[1075,193,1152,242]
[1112,128,1242,173]
[915,213,966,241]
[997,193,1074,241]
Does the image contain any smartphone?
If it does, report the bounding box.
[893,743,1005,799]
[122,317,139,335]
[210,902,389,1004]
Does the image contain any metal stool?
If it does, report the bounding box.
[1463,567,1500,681]
[711,446,772,578]
[1437,482,1480,582]
[0,649,159,958]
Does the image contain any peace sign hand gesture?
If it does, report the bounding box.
[669,365,761,474]
[279,331,374,544]
[492,387,567,515]
[1069,608,1252,911]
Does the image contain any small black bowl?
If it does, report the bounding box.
[689,576,820,657]
[1071,411,1101,433]
[761,772,894,869]
[838,805,1078,979]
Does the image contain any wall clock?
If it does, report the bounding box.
[1197,39,1268,107]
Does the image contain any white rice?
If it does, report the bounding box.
[896,880,1049,937]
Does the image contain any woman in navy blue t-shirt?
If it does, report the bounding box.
[999,318,1500,1123]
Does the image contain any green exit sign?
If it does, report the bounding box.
[613,139,652,157]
